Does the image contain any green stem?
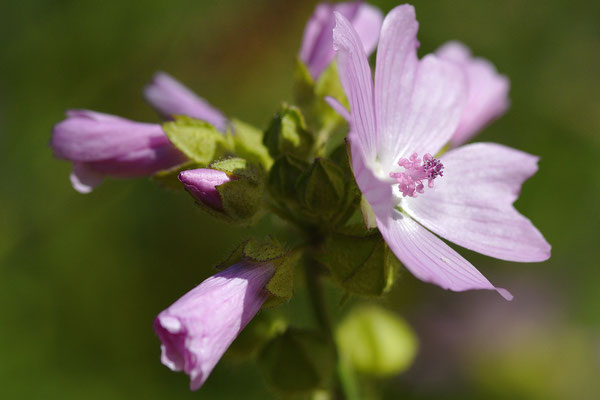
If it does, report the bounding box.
[305,257,358,400]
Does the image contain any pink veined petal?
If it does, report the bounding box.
[402,143,551,262]
[381,54,468,169]
[86,143,186,178]
[376,210,512,300]
[333,11,377,163]
[144,72,228,132]
[70,162,104,193]
[349,2,384,60]
[350,140,394,218]
[300,2,383,80]
[373,5,419,166]
[52,111,167,161]
[436,41,510,146]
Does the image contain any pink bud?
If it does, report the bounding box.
[154,262,274,390]
[178,168,232,210]
[51,110,186,193]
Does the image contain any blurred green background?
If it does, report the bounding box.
[1,0,599,399]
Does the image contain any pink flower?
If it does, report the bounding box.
[299,1,383,80]
[51,110,186,193]
[154,262,274,390]
[436,41,510,146]
[332,5,550,299]
[144,72,228,132]
[178,168,233,211]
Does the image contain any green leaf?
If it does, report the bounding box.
[259,329,335,394]
[231,118,273,169]
[317,232,399,296]
[162,116,229,164]
[336,305,418,376]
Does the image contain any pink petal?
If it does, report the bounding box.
[154,263,274,390]
[300,2,382,80]
[373,5,419,165]
[70,162,104,193]
[402,143,551,262]
[333,11,377,162]
[369,5,468,168]
[52,110,167,162]
[348,2,383,61]
[376,210,512,300]
[144,72,228,132]
[436,42,510,146]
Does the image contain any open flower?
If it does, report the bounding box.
[299,1,383,80]
[51,110,186,193]
[332,5,550,299]
[436,41,510,146]
[154,262,274,390]
[144,72,228,132]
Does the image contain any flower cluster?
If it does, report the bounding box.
[50,1,550,395]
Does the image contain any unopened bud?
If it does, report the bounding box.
[178,168,232,210]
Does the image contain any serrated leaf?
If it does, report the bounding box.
[162,116,229,164]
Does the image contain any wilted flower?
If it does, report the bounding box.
[436,41,510,146]
[144,72,228,132]
[51,110,186,193]
[299,1,383,80]
[332,5,550,299]
[154,262,274,390]
[178,168,233,210]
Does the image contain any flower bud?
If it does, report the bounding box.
[144,72,228,132]
[179,159,264,225]
[154,262,275,391]
[51,110,186,193]
[299,1,383,80]
[178,168,232,210]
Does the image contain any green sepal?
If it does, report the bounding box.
[231,118,273,169]
[217,238,299,307]
[263,104,314,159]
[336,305,418,376]
[297,158,346,214]
[317,232,400,296]
[258,329,336,394]
[268,154,310,199]
[162,116,230,164]
[152,161,200,191]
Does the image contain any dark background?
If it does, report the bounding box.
[1,0,599,398]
